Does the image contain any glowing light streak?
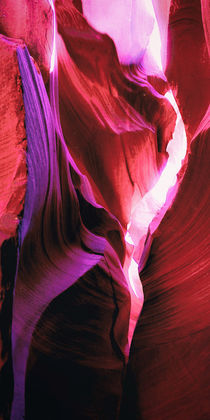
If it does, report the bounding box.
[150,91,187,206]
[127,90,187,251]
[128,258,143,298]
[125,230,135,245]
[142,0,163,73]
[125,2,187,298]
[48,0,104,207]
[47,0,187,298]
[48,0,56,73]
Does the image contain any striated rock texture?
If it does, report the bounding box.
[166,0,210,141]
[0,36,27,242]
[0,1,209,419]
[10,45,130,420]
[0,0,54,83]
[120,120,210,420]
[0,36,27,420]
[120,1,210,417]
[55,0,176,229]
[0,16,56,417]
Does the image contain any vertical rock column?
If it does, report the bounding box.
[0,36,27,420]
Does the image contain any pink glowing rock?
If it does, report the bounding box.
[0,0,209,419]
[0,36,27,419]
[120,1,210,417]
[0,36,27,242]
[166,0,209,140]
[55,1,176,228]
[9,45,130,420]
[0,0,54,82]
[121,116,210,420]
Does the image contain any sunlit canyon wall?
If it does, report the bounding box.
[0,1,209,419]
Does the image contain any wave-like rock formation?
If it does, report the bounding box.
[10,44,132,420]
[55,0,176,229]
[0,0,209,419]
[0,37,27,420]
[120,117,210,420]
[120,0,210,417]
[166,0,209,140]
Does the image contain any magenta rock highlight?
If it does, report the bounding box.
[0,0,209,419]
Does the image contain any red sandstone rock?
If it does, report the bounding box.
[166,0,210,141]
[55,2,176,228]
[121,122,210,420]
[0,35,27,420]
[0,36,27,243]
[0,0,54,83]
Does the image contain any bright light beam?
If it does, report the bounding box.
[48,0,56,73]
[126,1,187,297]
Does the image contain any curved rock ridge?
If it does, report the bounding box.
[0,1,209,419]
[55,1,176,229]
[0,36,27,420]
[0,36,27,242]
[166,0,210,141]
[11,46,130,420]
[120,118,210,419]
